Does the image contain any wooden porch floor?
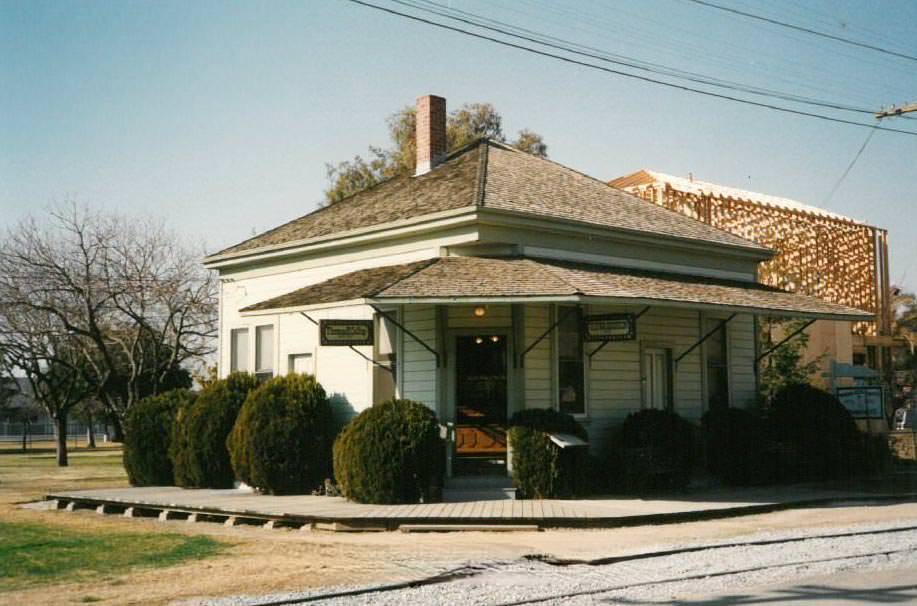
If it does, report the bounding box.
[44,485,887,530]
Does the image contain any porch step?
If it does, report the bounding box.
[443,477,516,502]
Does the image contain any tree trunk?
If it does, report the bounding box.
[109,415,124,442]
[54,414,68,467]
[21,421,28,453]
[86,411,96,449]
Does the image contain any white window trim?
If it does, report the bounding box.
[700,312,732,410]
[552,304,589,419]
[229,326,251,374]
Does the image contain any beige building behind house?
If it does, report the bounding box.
[609,170,893,388]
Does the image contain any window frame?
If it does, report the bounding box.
[703,315,731,410]
[254,323,275,382]
[554,305,587,418]
[229,327,250,373]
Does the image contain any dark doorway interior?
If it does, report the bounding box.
[454,334,508,476]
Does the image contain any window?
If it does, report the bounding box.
[373,313,397,405]
[704,318,729,409]
[556,306,585,415]
[288,353,313,375]
[643,348,672,410]
[255,325,274,381]
[230,328,249,372]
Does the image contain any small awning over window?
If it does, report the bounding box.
[239,256,873,322]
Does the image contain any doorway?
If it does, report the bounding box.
[453,334,508,476]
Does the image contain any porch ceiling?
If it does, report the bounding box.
[239,256,873,322]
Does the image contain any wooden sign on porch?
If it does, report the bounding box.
[583,313,636,342]
[319,319,374,346]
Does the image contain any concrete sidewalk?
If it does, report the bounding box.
[44,485,912,530]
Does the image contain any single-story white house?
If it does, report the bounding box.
[203,95,870,478]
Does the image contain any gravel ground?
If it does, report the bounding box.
[184,519,917,606]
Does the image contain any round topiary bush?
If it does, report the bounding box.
[170,372,260,489]
[701,406,777,486]
[769,383,859,480]
[613,409,696,491]
[227,374,334,495]
[123,389,196,486]
[333,399,444,504]
[508,408,589,499]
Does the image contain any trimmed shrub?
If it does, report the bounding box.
[612,409,696,491]
[701,407,777,486]
[123,389,195,486]
[227,374,334,495]
[508,408,589,499]
[333,399,444,504]
[170,372,260,489]
[769,384,859,480]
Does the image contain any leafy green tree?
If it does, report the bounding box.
[759,318,822,404]
[892,289,916,368]
[325,102,548,204]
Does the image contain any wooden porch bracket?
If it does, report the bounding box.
[299,312,394,374]
[518,306,578,368]
[369,305,443,368]
[755,318,817,363]
[674,313,737,365]
[588,306,652,359]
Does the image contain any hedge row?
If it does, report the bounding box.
[123,377,885,502]
[122,373,443,503]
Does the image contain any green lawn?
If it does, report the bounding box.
[0,520,224,592]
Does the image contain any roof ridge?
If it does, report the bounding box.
[368,257,441,297]
[521,257,581,296]
[474,140,490,207]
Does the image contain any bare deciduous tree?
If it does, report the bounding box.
[0,310,91,465]
[0,204,216,448]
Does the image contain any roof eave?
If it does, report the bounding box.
[240,298,370,316]
[476,207,775,260]
[203,207,480,269]
[369,294,870,322]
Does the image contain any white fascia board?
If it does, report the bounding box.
[204,207,480,269]
[476,208,773,261]
[522,246,755,282]
[239,298,369,317]
[370,295,870,322]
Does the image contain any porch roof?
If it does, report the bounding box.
[239,256,873,322]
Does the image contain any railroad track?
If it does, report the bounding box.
[234,523,917,606]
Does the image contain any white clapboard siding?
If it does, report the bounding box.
[446,305,513,329]
[586,304,706,444]
[522,304,553,410]
[401,305,439,413]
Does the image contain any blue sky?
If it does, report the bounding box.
[2,0,915,291]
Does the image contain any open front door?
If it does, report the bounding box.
[454,334,508,476]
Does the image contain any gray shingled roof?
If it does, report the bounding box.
[209,140,769,261]
[240,256,871,321]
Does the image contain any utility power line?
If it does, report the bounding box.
[684,0,917,63]
[347,0,917,137]
[398,0,892,119]
[822,125,878,205]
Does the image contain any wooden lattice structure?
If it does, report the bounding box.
[610,171,891,337]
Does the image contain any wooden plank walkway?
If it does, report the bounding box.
[42,485,881,531]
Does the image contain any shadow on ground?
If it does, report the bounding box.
[605,582,917,604]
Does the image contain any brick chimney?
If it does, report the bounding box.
[415,95,447,175]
